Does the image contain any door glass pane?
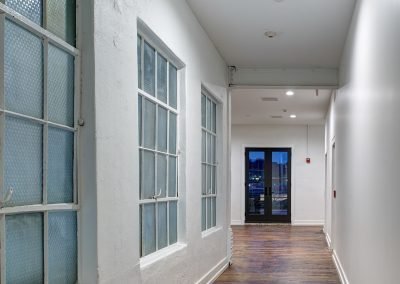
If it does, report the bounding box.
[157,53,167,103]
[47,127,74,204]
[169,201,178,244]
[4,116,43,207]
[169,113,177,154]
[142,204,156,256]
[169,64,177,109]
[5,0,42,25]
[6,213,44,284]
[158,202,168,250]
[157,154,167,198]
[157,106,167,152]
[272,152,289,216]
[140,150,155,199]
[47,0,76,46]
[48,44,75,127]
[138,95,142,145]
[143,42,155,96]
[5,20,43,118]
[247,151,265,216]
[137,36,142,88]
[48,211,77,284]
[168,156,177,197]
[201,94,206,128]
[143,99,156,149]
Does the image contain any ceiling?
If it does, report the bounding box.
[231,88,331,125]
[187,0,355,68]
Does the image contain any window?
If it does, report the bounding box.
[0,1,78,283]
[137,34,179,257]
[201,90,217,231]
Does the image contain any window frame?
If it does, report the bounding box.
[0,2,81,283]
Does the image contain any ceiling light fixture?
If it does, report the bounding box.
[264,31,277,39]
[286,90,294,96]
[290,114,297,118]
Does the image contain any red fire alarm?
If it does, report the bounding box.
[306,158,311,164]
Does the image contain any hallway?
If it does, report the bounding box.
[216,226,340,283]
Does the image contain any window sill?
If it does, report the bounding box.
[202,226,222,239]
[140,242,187,269]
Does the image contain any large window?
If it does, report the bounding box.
[0,1,78,283]
[201,90,217,231]
[137,34,179,257]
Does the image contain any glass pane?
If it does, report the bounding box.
[248,151,265,216]
[137,35,142,88]
[207,133,211,163]
[140,150,155,199]
[201,164,206,195]
[142,204,156,256]
[169,64,177,109]
[207,197,212,229]
[48,44,75,127]
[211,166,216,194]
[6,213,44,284]
[169,201,178,244]
[211,197,216,227]
[47,0,76,46]
[138,95,142,145]
[143,42,155,96]
[5,0,42,25]
[169,113,177,154]
[143,99,156,149]
[211,135,216,164]
[201,94,206,128]
[168,156,177,197]
[212,102,217,133]
[201,198,206,231]
[206,98,211,131]
[157,154,167,198]
[157,106,168,152]
[207,165,211,195]
[157,53,167,103]
[48,211,77,284]
[201,130,206,163]
[158,202,168,250]
[5,20,43,118]
[4,116,42,206]
[47,127,74,204]
[272,152,289,216]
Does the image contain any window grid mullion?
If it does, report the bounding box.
[138,89,178,114]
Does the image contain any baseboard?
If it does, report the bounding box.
[325,232,332,249]
[230,220,243,225]
[292,220,324,226]
[195,257,228,284]
[332,250,349,284]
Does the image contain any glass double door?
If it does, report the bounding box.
[245,148,291,223]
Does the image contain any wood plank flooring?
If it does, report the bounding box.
[215,225,340,284]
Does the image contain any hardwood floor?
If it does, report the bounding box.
[215,225,340,284]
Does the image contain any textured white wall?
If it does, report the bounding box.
[91,0,229,283]
[329,0,400,283]
[231,125,325,225]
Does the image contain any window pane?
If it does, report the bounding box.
[207,197,212,229]
[201,94,206,128]
[4,116,42,206]
[157,53,167,103]
[201,130,206,163]
[143,42,155,96]
[157,154,167,198]
[142,204,156,256]
[48,44,75,127]
[206,98,211,131]
[48,211,77,284]
[201,198,206,231]
[6,213,44,284]
[169,113,177,154]
[211,166,216,194]
[143,99,156,149]
[47,0,76,46]
[137,36,142,88]
[169,64,177,109]
[169,201,178,244]
[201,164,206,195]
[207,133,211,163]
[140,150,155,199]
[211,197,216,227]
[157,106,168,152]
[5,0,42,25]
[212,102,217,133]
[158,202,168,250]
[168,156,177,197]
[47,127,74,204]
[207,165,211,195]
[5,20,43,118]
[211,135,216,164]
[138,95,142,145]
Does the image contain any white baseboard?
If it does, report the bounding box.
[195,257,228,284]
[292,220,324,226]
[230,220,244,225]
[332,249,349,284]
[325,232,332,249]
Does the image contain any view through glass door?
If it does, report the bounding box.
[245,148,291,223]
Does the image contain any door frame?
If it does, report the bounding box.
[243,146,293,223]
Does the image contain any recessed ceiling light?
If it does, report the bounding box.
[286,90,295,96]
[264,31,277,39]
[290,114,297,118]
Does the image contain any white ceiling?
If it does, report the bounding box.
[187,0,355,68]
[231,88,331,125]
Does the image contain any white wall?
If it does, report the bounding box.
[231,125,325,225]
[326,0,400,283]
[89,0,229,283]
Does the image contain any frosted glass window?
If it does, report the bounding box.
[169,201,178,244]
[143,99,156,149]
[140,150,155,199]
[207,166,211,195]
[6,213,44,284]
[169,64,177,109]
[138,95,142,145]
[144,42,155,96]
[168,156,177,197]
[48,211,77,284]
[201,94,206,128]
[211,197,216,227]
[201,164,206,195]
[4,116,43,207]
[169,113,177,154]
[5,20,43,118]
[206,98,211,130]
[202,130,206,162]
[207,133,211,163]
[157,154,167,198]
[157,106,168,152]
[158,202,168,249]
[47,0,76,46]
[142,204,156,256]
[137,36,142,89]
[47,127,74,204]
[201,198,206,231]
[157,53,168,103]
[5,0,42,25]
[212,166,216,194]
[48,44,75,127]
[212,102,217,133]
[207,197,212,229]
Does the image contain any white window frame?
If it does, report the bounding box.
[137,19,184,258]
[0,2,80,283]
